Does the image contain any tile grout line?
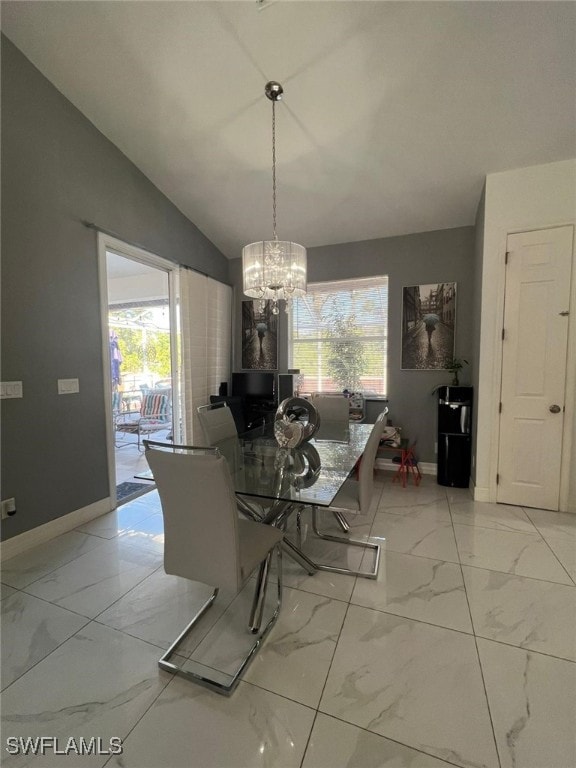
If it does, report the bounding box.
[522,507,576,587]
[298,710,320,768]
[1,532,114,592]
[457,560,575,588]
[297,543,364,768]
[312,711,468,768]
[100,655,177,767]
[346,572,576,660]
[15,551,163,625]
[447,490,503,768]
[306,485,492,768]
[0,615,93,695]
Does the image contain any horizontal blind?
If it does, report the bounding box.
[180,269,232,442]
[206,278,232,400]
[180,269,207,442]
[290,276,388,395]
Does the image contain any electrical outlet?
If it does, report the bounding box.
[1,498,16,519]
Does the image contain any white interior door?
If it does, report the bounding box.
[497,226,573,510]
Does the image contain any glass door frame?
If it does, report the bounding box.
[98,232,181,507]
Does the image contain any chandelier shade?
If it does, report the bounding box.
[242,81,307,313]
[242,240,307,303]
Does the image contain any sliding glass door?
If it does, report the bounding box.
[98,234,180,506]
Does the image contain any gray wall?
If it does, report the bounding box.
[230,226,475,463]
[1,37,229,541]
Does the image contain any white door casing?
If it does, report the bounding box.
[98,232,181,505]
[497,226,573,510]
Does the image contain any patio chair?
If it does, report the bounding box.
[116,391,172,450]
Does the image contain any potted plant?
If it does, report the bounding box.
[445,357,468,386]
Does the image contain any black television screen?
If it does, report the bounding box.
[232,372,275,400]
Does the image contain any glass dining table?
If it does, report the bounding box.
[138,421,375,577]
[209,421,375,577]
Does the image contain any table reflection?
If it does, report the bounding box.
[215,422,372,508]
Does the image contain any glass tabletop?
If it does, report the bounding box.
[214,422,373,508]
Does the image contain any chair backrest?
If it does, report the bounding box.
[197,403,238,444]
[140,392,170,420]
[209,395,246,434]
[357,411,387,512]
[144,443,243,592]
[312,395,350,424]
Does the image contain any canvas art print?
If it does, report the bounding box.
[401,283,456,370]
[241,300,278,370]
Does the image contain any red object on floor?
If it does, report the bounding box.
[393,443,422,487]
[378,440,422,487]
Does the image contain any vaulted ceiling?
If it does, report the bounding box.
[3,1,575,258]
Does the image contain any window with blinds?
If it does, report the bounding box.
[289,276,388,395]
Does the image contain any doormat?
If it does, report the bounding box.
[116,481,152,504]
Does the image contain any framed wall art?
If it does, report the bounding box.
[401,283,456,370]
[241,300,278,370]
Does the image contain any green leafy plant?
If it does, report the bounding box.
[445,357,468,386]
[322,300,366,392]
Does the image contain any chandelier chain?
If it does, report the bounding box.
[242,80,306,313]
[272,99,277,241]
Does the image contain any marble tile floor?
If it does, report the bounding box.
[113,427,171,487]
[1,472,575,768]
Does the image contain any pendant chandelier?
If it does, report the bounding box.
[242,81,307,315]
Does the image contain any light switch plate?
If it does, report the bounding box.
[58,378,79,395]
[1,382,23,399]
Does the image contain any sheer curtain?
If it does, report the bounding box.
[180,268,232,442]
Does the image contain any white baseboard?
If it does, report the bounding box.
[0,498,113,562]
[375,458,437,476]
[472,481,491,502]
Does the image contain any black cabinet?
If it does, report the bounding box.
[437,386,473,488]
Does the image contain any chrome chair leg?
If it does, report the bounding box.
[158,586,219,672]
[296,509,302,547]
[159,546,283,696]
[332,509,350,532]
[307,506,380,579]
[249,551,272,633]
[236,496,265,521]
[239,497,316,577]
[281,538,317,576]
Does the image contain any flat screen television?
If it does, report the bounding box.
[232,371,275,400]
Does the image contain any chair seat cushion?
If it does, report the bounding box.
[330,478,361,513]
[140,393,169,418]
[238,518,283,582]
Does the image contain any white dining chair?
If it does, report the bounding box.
[304,411,388,579]
[309,394,354,532]
[144,440,283,695]
[197,402,238,444]
[312,393,350,423]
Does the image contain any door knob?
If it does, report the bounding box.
[549,404,561,414]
